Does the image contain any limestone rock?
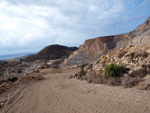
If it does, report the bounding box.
[63,17,150,66]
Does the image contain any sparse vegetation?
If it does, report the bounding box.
[75,64,88,79]
[18,69,22,73]
[80,64,88,70]
[129,52,135,59]
[104,63,124,78]
[107,77,121,86]
[73,61,150,89]
[129,64,150,78]
[117,51,127,58]
[96,60,100,64]
[8,77,18,82]
[141,51,149,58]
[121,76,142,88]
[41,66,45,69]
[76,69,86,79]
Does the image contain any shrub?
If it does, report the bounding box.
[117,51,127,58]
[96,60,100,64]
[107,77,121,86]
[129,52,135,59]
[76,69,86,79]
[41,66,45,69]
[129,68,148,78]
[104,63,123,78]
[8,77,18,82]
[18,69,22,73]
[80,64,88,69]
[141,52,149,58]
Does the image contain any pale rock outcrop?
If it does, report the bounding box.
[63,17,150,66]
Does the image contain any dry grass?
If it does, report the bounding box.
[74,66,147,89]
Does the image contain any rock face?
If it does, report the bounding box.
[129,17,150,45]
[74,43,150,88]
[22,44,78,62]
[63,17,150,66]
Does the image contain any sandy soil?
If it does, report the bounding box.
[1,69,150,113]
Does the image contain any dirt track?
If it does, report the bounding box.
[2,69,150,113]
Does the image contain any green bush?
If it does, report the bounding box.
[104,63,123,77]
[80,64,88,69]
[18,69,22,73]
[96,60,100,64]
[8,77,18,82]
[41,66,45,69]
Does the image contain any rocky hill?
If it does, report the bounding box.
[22,44,78,62]
[72,43,150,89]
[63,17,150,66]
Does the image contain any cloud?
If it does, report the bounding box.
[0,0,149,56]
[89,5,97,11]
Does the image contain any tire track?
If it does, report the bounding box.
[2,69,150,113]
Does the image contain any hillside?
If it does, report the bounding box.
[22,44,78,62]
[63,17,150,66]
[73,43,150,89]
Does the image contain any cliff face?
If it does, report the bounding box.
[129,17,150,45]
[63,17,150,66]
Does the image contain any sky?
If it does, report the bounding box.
[0,0,150,56]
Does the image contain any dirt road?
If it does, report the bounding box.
[2,69,150,113]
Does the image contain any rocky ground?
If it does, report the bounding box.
[0,58,63,77]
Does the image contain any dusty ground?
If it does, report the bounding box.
[1,69,150,113]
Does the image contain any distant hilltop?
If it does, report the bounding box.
[22,44,78,62]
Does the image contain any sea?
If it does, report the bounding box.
[0,53,34,61]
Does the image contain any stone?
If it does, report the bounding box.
[128,70,134,75]
[144,75,150,80]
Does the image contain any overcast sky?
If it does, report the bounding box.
[0,0,150,56]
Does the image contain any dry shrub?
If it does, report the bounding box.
[40,68,62,74]
[8,77,18,82]
[107,78,121,86]
[96,72,107,84]
[117,50,127,58]
[76,69,86,79]
[121,76,142,88]
[85,71,96,83]
[129,68,148,78]
[84,71,108,84]
[17,74,44,84]
[80,64,88,69]
[141,51,149,58]
[129,52,135,59]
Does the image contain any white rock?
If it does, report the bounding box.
[144,75,150,80]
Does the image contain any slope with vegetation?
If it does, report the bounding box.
[73,44,150,89]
